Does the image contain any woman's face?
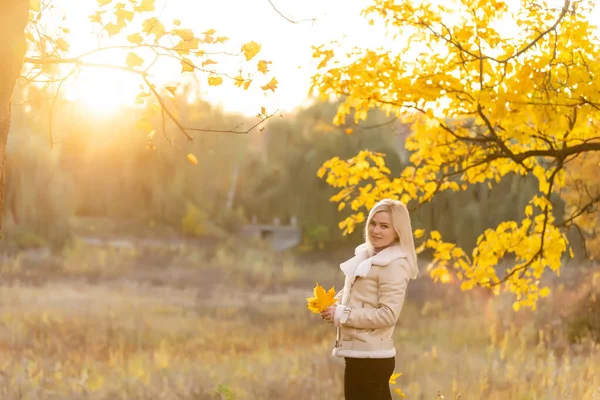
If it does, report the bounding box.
[368,211,398,249]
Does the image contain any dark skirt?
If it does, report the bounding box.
[344,357,396,400]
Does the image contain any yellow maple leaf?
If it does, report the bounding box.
[208,76,223,86]
[127,33,143,45]
[242,41,261,61]
[233,76,245,88]
[306,284,336,314]
[104,23,121,36]
[257,60,271,74]
[180,57,194,73]
[126,52,144,68]
[394,388,407,398]
[261,77,278,92]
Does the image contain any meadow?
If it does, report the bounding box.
[0,238,599,400]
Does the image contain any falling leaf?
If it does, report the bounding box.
[345,128,353,135]
[306,284,336,314]
[127,33,143,45]
[208,76,223,86]
[180,57,194,73]
[261,77,278,92]
[261,106,266,115]
[202,28,216,35]
[147,130,156,140]
[173,19,181,26]
[98,0,111,6]
[243,79,252,90]
[126,52,144,68]
[241,41,261,61]
[389,372,403,384]
[187,154,198,165]
[257,60,271,74]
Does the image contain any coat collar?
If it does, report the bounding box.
[340,243,407,282]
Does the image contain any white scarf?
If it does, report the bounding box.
[340,243,419,282]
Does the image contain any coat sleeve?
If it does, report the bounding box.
[341,259,410,329]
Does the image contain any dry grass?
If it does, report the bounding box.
[0,241,599,399]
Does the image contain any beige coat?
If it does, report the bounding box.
[332,243,413,359]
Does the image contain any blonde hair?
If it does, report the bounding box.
[364,198,418,277]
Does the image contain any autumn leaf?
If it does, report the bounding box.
[261,77,278,92]
[345,128,353,135]
[180,57,194,73]
[165,86,177,96]
[187,154,198,165]
[174,29,194,41]
[142,17,166,39]
[208,76,223,86]
[173,19,181,26]
[127,33,143,45]
[241,41,261,61]
[147,130,156,140]
[201,59,218,67]
[243,79,252,90]
[97,0,111,6]
[389,372,402,384]
[104,23,121,36]
[306,284,336,314]
[126,52,144,68]
[261,106,266,115]
[135,0,155,12]
[233,76,245,88]
[257,60,271,74]
[89,11,104,24]
[56,38,70,51]
[115,8,134,26]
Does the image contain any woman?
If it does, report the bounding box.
[321,198,419,400]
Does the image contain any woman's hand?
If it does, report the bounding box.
[321,306,336,323]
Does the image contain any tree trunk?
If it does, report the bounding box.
[0,1,29,230]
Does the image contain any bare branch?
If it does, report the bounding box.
[267,0,316,24]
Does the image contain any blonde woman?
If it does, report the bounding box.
[321,199,419,400]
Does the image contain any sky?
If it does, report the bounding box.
[42,0,600,118]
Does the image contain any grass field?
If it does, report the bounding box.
[0,239,599,399]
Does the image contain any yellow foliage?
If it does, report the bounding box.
[312,0,600,310]
[306,284,336,314]
[241,41,261,61]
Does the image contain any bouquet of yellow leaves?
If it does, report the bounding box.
[306,283,336,314]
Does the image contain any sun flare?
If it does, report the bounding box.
[64,67,140,115]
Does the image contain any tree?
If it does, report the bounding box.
[0,0,278,230]
[311,0,600,310]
